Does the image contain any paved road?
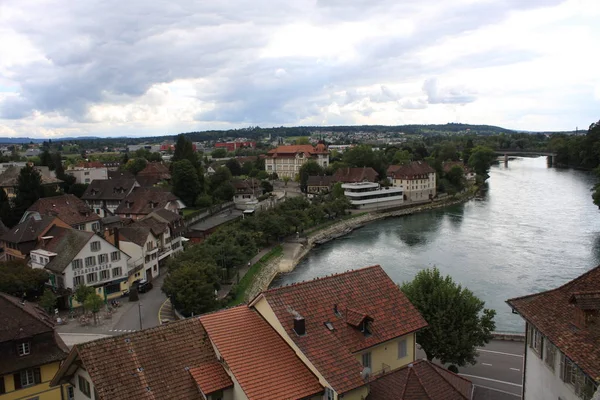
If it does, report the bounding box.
[417,340,524,399]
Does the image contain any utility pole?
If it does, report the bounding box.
[138,302,142,331]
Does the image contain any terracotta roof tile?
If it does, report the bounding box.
[0,215,62,244]
[569,291,600,310]
[189,362,233,395]
[115,187,184,215]
[81,178,138,201]
[267,144,328,157]
[387,161,435,179]
[27,194,100,226]
[345,308,369,328]
[307,175,334,187]
[136,162,171,186]
[507,265,600,381]
[261,265,428,394]
[333,167,378,183]
[200,305,323,400]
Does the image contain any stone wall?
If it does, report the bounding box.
[244,255,284,302]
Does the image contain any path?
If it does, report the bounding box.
[217,245,275,299]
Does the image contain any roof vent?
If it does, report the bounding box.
[294,315,306,336]
[324,321,334,331]
[124,338,130,343]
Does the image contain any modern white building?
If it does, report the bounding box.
[67,167,108,184]
[508,266,600,400]
[342,182,404,210]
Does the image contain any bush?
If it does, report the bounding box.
[0,260,49,298]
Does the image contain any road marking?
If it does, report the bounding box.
[158,298,170,326]
[482,363,493,366]
[510,368,521,372]
[459,374,522,388]
[477,348,524,357]
[474,384,521,398]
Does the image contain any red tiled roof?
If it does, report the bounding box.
[200,305,323,400]
[345,308,369,328]
[507,265,600,381]
[367,359,472,400]
[189,362,233,395]
[333,167,378,183]
[115,187,184,215]
[387,161,435,179]
[307,175,334,187]
[259,265,428,394]
[27,194,100,226]
[569,291,600,310]
[76,161,105,168]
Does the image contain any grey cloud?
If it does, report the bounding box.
[423,78,476,105]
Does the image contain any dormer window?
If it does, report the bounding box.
[17,342,30,356]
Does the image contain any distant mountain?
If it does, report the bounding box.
[0,136,104,144]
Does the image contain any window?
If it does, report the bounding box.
[398,339,408,359]
[110,251,120,261]
[362,352,372,369]
[17,342,30,356]
[105,283,121,295]
[112,267,122,277]
[528,324,543,356]
[98,253,108,264]
[19,368,40,388]
[92,223,100,231]
[86,272,98,284]
[324,387,334,400]
[78,375,91,398]
[560,354,598,400]
[85,256,96,267]
[545,340,556,370]
[67,386,75,400]
[73,276,84,287]
[72,259,83,269]
[100,270,110,280]
[90,241,101,252]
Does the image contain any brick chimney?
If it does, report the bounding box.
[293,315,306,336]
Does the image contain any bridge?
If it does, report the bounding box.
[494,150,557,166]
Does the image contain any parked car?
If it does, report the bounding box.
[137,279,153,293]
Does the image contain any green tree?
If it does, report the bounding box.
[446,165,465,191]
[401,268,496,366]
[172,160,201,207]
[84,293,104,324]
[0,187,16,227]
[196,194,213,208]
[39,288,57,314]
[468,146,496,177]
[298,161,324,193]
[393,150,412,165]
[40,150,54,169]
[14,165,43,214]
[211,148,227,158]
[225,159,242,176]
[162,262,221,317]
[212,182,235,202]
[172,134,197,165]
[294,137,310,145]
[74,285,95,310]
[124,158,147,175]
[0,260,49,298]
[283,176,291,186]
[261,180,273,194]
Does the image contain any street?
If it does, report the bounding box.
[417,340,524,399]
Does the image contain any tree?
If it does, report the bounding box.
[68,183,89,198]
[124,158,147,175]
[74,285,95,310]
[172,160,201,207]
[14,165,43,215]
[162,262,221,317]
[283,176,290,186]
[0,187,16,228]
[39,288,57,314]
[401,268,496,366]
[446,165,465,191]
[225,159,242,176]
[261,180,273,194]
[468,146,496,177]
[393,150,412,165]
[211,148,227,158]
[52,152,64,178]
[294,137,310,145]
[40,150,54,169]
[0,260,50,298]
[172,134,197,165]
[298,161,324,193]
[84,293,104,324]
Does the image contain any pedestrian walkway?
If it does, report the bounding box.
[217,245,276,300]
[158,298,177,324]
[55,300,136,335]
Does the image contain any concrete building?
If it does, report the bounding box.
[81,178,139,217]
[387,161,436,201]
[66,167,108,184]
[265,143,329,179]
[507,266,600,400]
[342,182,404,210]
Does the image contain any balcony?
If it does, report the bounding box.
[158,246,172,260]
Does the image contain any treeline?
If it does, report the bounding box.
[162,195,351,316]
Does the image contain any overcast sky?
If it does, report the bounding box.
[0,0,599,138]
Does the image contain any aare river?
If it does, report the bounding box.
[272,157,600,332]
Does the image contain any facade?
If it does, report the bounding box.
[0,165,62,202]
[81,178,139,218]
[231,179,260,210]
[507,266,600,400]
[66,167,108,184]
[388,161,436,201]
[24,194,102,232]
[31,226,131,305]
[114,187,185,220]
[342,182,404,210]
[215,141,255,152]
[0,293,69,400]
[306,175,335,197]
[265,143,329,179]
[143,209,185,255]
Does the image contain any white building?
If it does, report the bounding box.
[387,161,436,201]
[342,182,404,210]
[67,167,108,184]
[81,178,139,218]
[265,143,329,179]
[508,266,600,400]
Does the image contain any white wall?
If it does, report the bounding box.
[524,345,580,400]
[69,168,108,184]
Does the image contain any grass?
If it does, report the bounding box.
[227,245,283,306]
[181,208,201,216]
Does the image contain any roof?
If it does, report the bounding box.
[108,170,135,180]
[307,175,334,187]
[76,161,105,168]
[26,194,101,226]
[118,226,153,247]
[81,178,138,201]
[136,162,171,187]
[507,265,600,381]
[570,291,600,310]
[0,165,62,187]
[367,359,472,400]
[36,226,95,273]
[200,305,323,400]
[189,362,233,395]
[259,265,428,394]
[267,144,328,157]
[0,220,7,235]
[0,214,61,244]
[115,187,184,215]
[333,167,379,183]
[133,218,168,236]
[387,161,435,179]
[147,208,183,224]
[0,293,69,375]
[52,318,222,400]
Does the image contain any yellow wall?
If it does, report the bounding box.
[354,333,415,374]
[341,386,369,400]
[0,362,65,400]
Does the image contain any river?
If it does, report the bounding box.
[271,157,600,332]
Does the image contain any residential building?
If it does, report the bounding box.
[215,141,256,152]
[388,161,436,201]
[442,161,476,181]
[0,292,69,400]
[23,194,102,232]
[0,215,70,262]
[143,209,185,255]
[30,226,130,307]
[135,162,171,187]
[232,179,260,210]
[265,143,329,179]
[81,178,139,217]
[66,166,108,184]
[49,265,472,400]
[114,188,185,220]
[0,165,62,202]
[507,266,600,400]
[333,167,379,183]
[307,175,335,197]
[342,182,404,210]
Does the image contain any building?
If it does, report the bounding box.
[307,175,335,197]
[30,225,131,307]
[23,194,102,232]
[333,167,379,183]
[442,161,476,182]
[135,162,171,187]
[51,265,471,400]
[232,179,260,210]
[81,178,139,217]
[265,143,329,179]
[0,165,62,202]
[0,215,70,262]
[387,161,436,201]
[66,166,108,184]
[114,187,185,221]
[507,266,600,400]
[215,141,256,152]
[0,292,69,400]
[143,209,185,255]
[342,182,404,210]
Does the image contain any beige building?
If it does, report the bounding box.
[388,161,436,201]
[265,143,329,179]
[66,166,108,184]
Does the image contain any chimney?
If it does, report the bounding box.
[114,227,120,250]
[293,315,306,336]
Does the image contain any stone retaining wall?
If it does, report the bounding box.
[244,255,284,302]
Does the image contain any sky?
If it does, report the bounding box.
[0,0,599,138]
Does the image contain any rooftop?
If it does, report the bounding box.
[81,178,138,201]
[267,144,328,156]
[333,167,379,183]
[387,161,435,179]
[0,214,63,244]
[115,187,184,215]
[26,194,101,226]
[36,226,95,273]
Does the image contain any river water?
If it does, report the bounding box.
[272,157,600,332]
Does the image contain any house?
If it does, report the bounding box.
[265,143,329,179]
[232,179,260,210]
[114,188,185,220]
[333,167,379,183]
[387,161,436,201]
[66,166,108,184]
[307,175,335,196]
[30,225,131,307]
[0,165,62,202]
[0,293,69,400]
[49,265,472,400]
[0,215,70,262]
[442,161,476,181]
[215,141,256,152]
[507,265,600,400]
[81,178,139,217]
[23,194,102,232]
[135,162,171,187]
[143,209,185,255]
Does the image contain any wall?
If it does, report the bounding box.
[340,386,369,400]
[0,361,63,400]
[70,368,95,400]
[354,334,415,375]
[69,168,108,184]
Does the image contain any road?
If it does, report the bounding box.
[417,340,524,399]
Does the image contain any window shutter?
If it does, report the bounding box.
[34,368,41,384]
[13,373,22,389]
